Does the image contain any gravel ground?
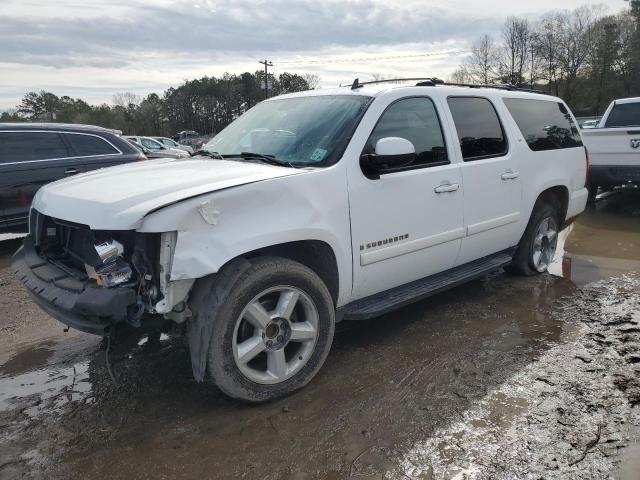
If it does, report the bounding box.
[400,275,640,480]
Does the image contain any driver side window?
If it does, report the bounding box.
[367,97,449,169]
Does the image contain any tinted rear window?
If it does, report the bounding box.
[503,98,582,151]
[604,102,640,127]
[447,97,507,161]
[65,133,119,156]
[0,131,70,163]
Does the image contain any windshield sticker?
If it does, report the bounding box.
[310,148,327,162]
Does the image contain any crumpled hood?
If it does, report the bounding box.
[33,157,304,230]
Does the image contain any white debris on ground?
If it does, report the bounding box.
[397,274,640,480]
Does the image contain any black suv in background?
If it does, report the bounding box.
[0,123,144,233]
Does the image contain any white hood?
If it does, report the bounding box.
[33,157,304,230]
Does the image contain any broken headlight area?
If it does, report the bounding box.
[85,240,133,288]
[30,210,163,309]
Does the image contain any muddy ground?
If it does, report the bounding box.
[1,190,639,480]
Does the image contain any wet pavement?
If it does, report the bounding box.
[0,191,639,479]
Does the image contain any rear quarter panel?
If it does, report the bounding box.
[497,96,587,231]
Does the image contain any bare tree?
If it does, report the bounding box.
[302,73,322,90]
[448,66,472,84]
[537,12,564,95]
[465,34,499,84]
[112,92,141,108]
[499,17,532,86]
[555,5,604,104]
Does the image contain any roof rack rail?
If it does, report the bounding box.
[443,82,549,95]
[344,77,549,95]
[348,77,444,89]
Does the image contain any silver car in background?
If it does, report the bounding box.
[125,136,190,159]
[154,136,194,154]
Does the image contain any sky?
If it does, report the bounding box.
[0,0,629,111]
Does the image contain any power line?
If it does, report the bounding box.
[274,50,469,66]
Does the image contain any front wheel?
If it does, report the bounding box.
[507,202,559,276]
[195,257,335,402]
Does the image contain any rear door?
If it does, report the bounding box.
[0,131,85,231]
[62,132,128,171]
[445,96,523,265]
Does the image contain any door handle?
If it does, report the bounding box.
[434,182,460,193]
[64,168,79,175]
[501,170,520,180]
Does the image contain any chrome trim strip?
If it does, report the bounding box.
[466,212,520,236]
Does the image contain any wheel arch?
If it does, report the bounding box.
[536,185,569,228]
[233,240,340,306]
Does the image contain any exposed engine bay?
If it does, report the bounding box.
[29,209,163,327]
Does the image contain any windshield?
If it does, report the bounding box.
[605,102,640,127]
[203,95,371,167]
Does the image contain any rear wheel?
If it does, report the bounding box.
[195,257,335,402]
[507,202,559,276]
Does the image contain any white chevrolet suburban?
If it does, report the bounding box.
[581,97,640,200]
[13,79,589,401]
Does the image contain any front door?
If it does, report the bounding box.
[347,96,464,300]
[445,96,523,265]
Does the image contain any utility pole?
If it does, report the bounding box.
[259,59,273,100]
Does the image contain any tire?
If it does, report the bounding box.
[506,201,560,276]
[193,256,335,402]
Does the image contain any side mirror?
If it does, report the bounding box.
[361,137,416,178]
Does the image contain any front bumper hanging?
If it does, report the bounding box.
[13,237,137,335]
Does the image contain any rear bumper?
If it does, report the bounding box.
[566,187,588,221]
[590,165,640,187]
[12,237,137,335]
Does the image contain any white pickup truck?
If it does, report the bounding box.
[581,97,640,199]
[13,80,588,401]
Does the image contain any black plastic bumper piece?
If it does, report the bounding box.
[590,165,640,187]
[12,237,137,336]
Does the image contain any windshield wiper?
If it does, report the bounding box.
[238,152,294,168]
[194,150,224,159]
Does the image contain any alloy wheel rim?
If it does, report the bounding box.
[232,286,319,385]
[532,216,558,272]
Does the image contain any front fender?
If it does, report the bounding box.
[138,168,353,306]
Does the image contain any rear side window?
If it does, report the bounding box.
[604,102,640,128]
[367,97,449,169]
[503,98,582,151]
[64,133,119,156]
[0,131,70,163]
[447,97,507,161]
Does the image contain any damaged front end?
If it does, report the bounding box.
[12,209,169,336]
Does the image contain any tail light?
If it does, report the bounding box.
[584,146,589,188]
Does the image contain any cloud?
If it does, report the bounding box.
[0,0,627,109]
[0,0,494,69]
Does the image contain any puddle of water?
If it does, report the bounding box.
[0,341,55,377]
[0,361,92,417]
[551,191,640,286]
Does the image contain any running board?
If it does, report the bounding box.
[340,251,513,321]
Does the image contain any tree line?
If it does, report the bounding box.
[450,1,640,116]
[0,72,320,136]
